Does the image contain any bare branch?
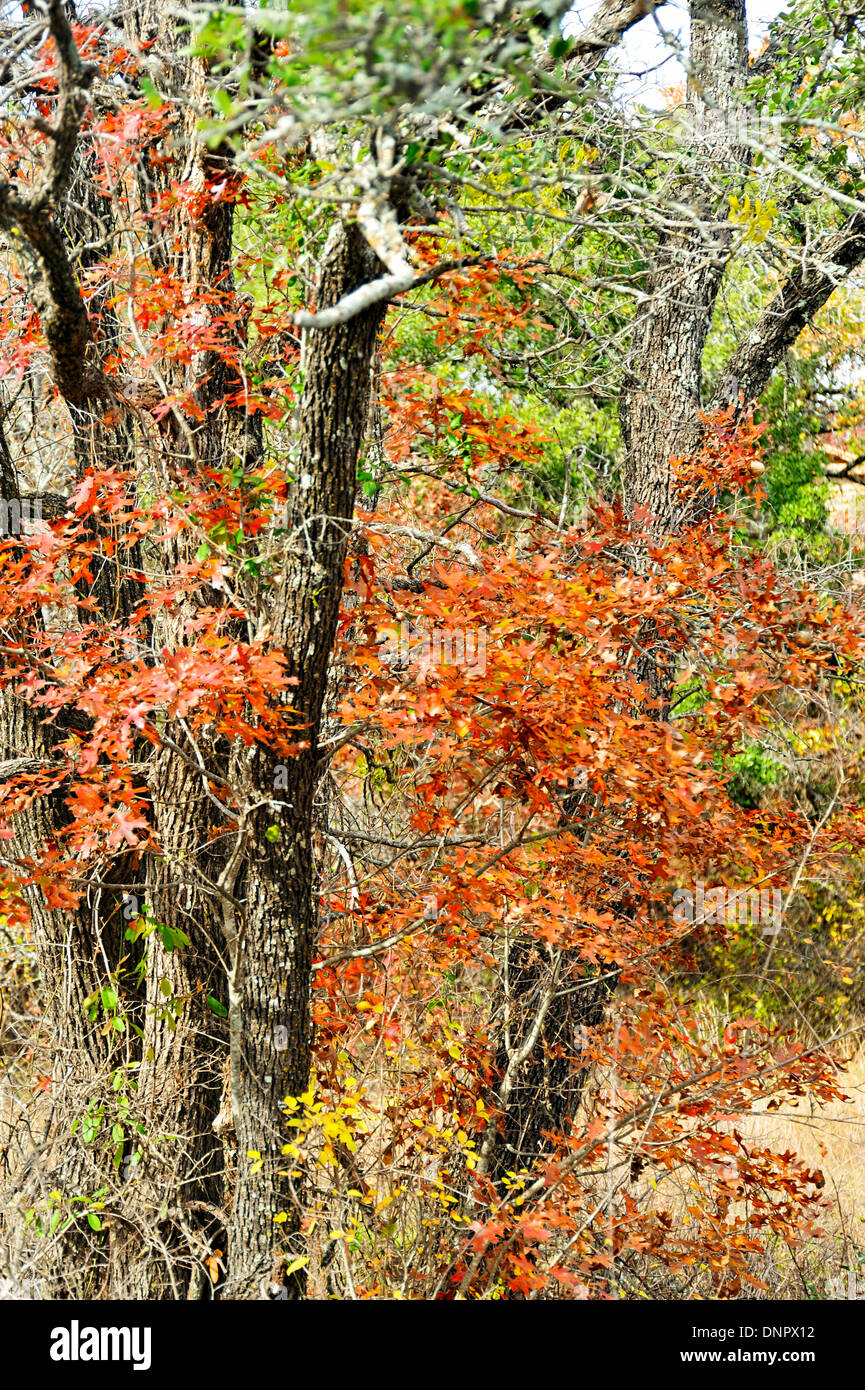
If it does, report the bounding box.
[292,253,492,329]
[712,213,865,411]
[0,0,107,406]
[34,0,97,211]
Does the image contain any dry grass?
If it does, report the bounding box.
[733,1041,865,1298]
[611,1035,865,1300]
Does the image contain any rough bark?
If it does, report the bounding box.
[109,5,257,1299]
[713,212,865,411]
[0,1,108,408]
[226,221,386,1299]
[490,939,610,1179]
[0,0,251,1298]
[0,7,140,1292]
[110,747,229,1300]
[619,0,748,532]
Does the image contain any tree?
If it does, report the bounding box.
[0,0,864,1302]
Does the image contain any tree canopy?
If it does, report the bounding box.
[1,0,865,1305]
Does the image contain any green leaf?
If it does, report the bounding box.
[265,824,280,842]
[207,996,228,1018]
[213,88,235,119]
[158,922,191,952]
[140,75,162,110]
[87,1213,102,1232]
[83,1114,102,1143]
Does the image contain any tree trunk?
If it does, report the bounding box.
[227,221,386,1299]
[109,8,256,1297]
[619,0,748,531]
[482,0,749,1190]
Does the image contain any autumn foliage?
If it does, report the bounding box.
[1,0,865,1303]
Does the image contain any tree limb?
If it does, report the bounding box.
[712,213,865,411]
[0,0,108,406]
[292,253,491,329]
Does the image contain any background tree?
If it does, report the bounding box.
[0,0,864,1302]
